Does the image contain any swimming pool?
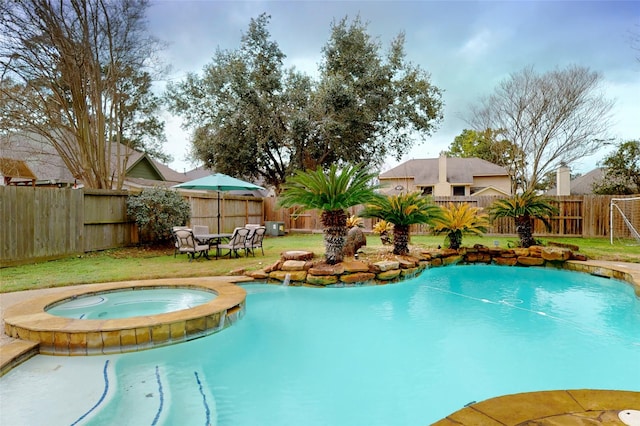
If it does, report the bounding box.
[1,265,639,425]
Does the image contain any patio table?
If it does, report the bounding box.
[194,233,233,258]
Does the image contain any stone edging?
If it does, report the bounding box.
[433,389,640,425]
[3,278,248,359]
[247,245,603,287]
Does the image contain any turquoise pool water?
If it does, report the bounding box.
[46,288,216,319]
[1,265,639,425]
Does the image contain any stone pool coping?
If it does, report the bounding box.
[1,276,251,374]
[433,389,640,425]
[1,261,638,423]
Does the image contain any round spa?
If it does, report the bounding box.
[46,288,217,320]
[2,278,248,356]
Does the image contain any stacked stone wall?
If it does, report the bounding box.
[247,245,588,287]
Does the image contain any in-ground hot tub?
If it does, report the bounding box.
[3,278,248,356]
[46,288,217,320]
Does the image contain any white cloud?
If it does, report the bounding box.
[457,29,493,60]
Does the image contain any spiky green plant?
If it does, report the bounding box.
[346,215,364,228]
[372,220,394,245]
[278,164,378,264]
[489,190,559,248]
[432,203,489,249]
[360,192,442,255]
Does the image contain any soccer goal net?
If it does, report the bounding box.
[610,197,640,245]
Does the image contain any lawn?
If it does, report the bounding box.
[1,233,638,293]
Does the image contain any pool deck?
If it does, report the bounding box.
[1,260,639,424]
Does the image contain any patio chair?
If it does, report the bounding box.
[217,227,250,258]
[245,226,266,256]
[173,229,210,261]
[172,226,189,257]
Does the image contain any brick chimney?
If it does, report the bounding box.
[438,153,447,183]
[434,153,450,196]
[556,163,571,196]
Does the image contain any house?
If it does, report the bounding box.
[546,167,605,195]
[0,132,190,189]
[379,155,512,196]
[0,158,38,186]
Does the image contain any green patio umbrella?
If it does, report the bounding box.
[173,173,265,233]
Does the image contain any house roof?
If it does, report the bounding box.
[471,185,511,197]
[1,132,192,188]
[569,168,605,195]
[1,133,78,184]
[546,167,605,195]
[379,157,509,186]
[0,157,37,183]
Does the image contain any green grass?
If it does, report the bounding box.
[1,234,638,293]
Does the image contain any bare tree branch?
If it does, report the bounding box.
[469,65,614,191]
[0,0,164,189]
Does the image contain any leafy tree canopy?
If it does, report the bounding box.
[165,14,443,192]
[593,140,640,195]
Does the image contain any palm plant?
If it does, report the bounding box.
[360,192,442,255]
[488,190,559,248]
[278,164,378,264]
[432,203,489,250]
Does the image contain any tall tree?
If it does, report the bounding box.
[0,0,165,189]
[167,14,300,190]
[166,14,443,192]
[593,140,640,195]
[469,65,614,192]
[304,16,443,170]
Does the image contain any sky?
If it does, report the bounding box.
[146,0,640,175]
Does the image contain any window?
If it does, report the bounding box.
[421,186,433,196]
[452,186,466,196]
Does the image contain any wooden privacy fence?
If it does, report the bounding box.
[264,195,638,238]
[1,187,133,266]
[2,188,635,266]
[1,186,264,266]
[179,190,264,233]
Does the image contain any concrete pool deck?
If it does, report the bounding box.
[1,260,639,424]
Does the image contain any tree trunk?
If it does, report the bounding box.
[516,215,536,248]
[321,209,348,264]
[392,225,410,255]
[447,230,462,249]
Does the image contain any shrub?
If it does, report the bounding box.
[127,188,191,244]
[372,220,394,245]
[346,215,364,228]
[361,193,442,255]
[432,203,489,249]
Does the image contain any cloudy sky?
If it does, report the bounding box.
[147,0,640,175]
